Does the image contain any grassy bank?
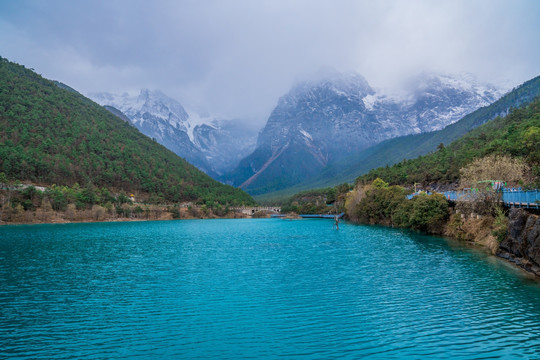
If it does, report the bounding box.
[0,198,250,225]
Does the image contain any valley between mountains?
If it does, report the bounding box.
[89,72,506,198]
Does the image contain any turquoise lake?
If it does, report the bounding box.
[1,219,540,359]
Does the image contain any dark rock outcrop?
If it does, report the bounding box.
[498,208,540,276]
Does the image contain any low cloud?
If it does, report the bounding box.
[1,0,539,124]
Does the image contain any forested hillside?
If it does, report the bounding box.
[357,97,540,187]
[0,57,255,206]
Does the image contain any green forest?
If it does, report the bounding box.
[280,183,352,214]
[0,56,255,207]
[356,97,540,188]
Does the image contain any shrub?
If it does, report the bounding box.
[492,206,509,242]
[345,187,363,222]
[77,186,97,207]
[406,193,449,233]
[460,154,529,188]
[91,205,106,221]
[115,193,132,205]
[392,200,413,227]
[352,179,449,233]
[169,206,181,219]
[188,206,200,218]
[65,203,76,220]
[116,205,131,218]
[47,188,68,211]
[354,179,408,224]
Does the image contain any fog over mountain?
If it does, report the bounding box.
[1,0,539,126]
[224,71,505,194]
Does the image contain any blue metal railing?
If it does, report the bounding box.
[501,189,540,208]
[409,189,540,209]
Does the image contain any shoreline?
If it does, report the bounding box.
[0,217,169,226]
[0,214,252,226]
[347,210,540,281]
[0,208,252,226]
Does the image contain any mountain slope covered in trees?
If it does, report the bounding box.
[356,97,540,187]
[0,56,255,206]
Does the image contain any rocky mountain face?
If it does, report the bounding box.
[225,72,504,195]
[191,119,257,175]
[396,72,505,132]
[89,90,257,177]
[498,208,540,277]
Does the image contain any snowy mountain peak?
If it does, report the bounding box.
[89,89,190,132]
[227,71,505,195]
[287,72,374,103]
[410,72,506,101]
[88,89,258,177]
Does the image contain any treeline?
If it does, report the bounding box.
[356,97,540,188]
[3,182,133,212]
[280,183,351,214]
[0,180,244,223]
[1,186,143,224]
[0,56,255,206]
[345,178,449,233]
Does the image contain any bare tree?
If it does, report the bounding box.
[458,155,529,216]
[345,185,365,221]
[459,154,529,189]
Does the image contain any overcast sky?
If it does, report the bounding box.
[1,0,539,125]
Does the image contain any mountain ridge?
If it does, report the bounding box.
[89,90,257,176]
[226,71,505,195]
[258,74,540,201]
[0,56,255,206]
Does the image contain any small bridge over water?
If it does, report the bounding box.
[234,206,282,215]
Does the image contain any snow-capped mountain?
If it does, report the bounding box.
[92,89,190,132]
[89,89,257,176]
[191,119,258,175]
[401,72,505,132]
[225,72,505,195]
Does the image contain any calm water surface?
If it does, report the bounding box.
[1,219,540,359]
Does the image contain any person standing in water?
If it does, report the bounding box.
[334,215,339,230]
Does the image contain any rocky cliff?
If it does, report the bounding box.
[498,208,540,277]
